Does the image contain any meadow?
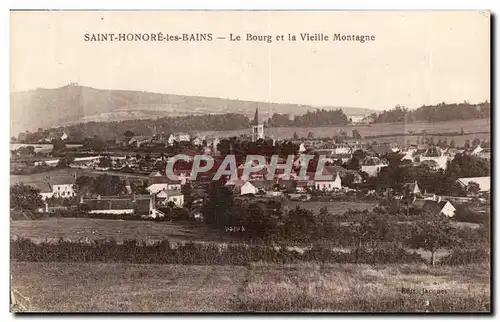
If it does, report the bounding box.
[10,218,234,244]
[284,200,375,215]
[198,118,490,140]
[11,261,490,312]
[10,168,148,186]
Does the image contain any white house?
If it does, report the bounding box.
[167,134,176,145]
[403,181,421,195]
[82,195,157,216]
[361,157,388,177]
[437,201,456,218]
[147,182,182,194]
[192,136,204,146]
[178,133,191,142]
[456,176,491,192]
[60,131,69,141]
[314,172,342,191]
[49,176,76,198]
[156,189,184,207]
[240,181,259,195]
[420,146,449,170]
[411,198,456,218]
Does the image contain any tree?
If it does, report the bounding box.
[181,183,194,209]
[10,183,45,211]
[124,130,135,139]
[467,182,481,195]
[98,156,112,168]
[92,174,127,196]
[201,182,234,228]
[293,132,299,140]
[56,156,74,168]
[307,132,314,139]
[131,182,149,195]
[407,213,458,265]
[352,130,362,140]
[52,138,66,156]
[464,140,471,150]
[449,139,456,148]
[75,175,94,194]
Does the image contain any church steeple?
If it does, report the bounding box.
[251,108,264,142]
[252,108,260,126]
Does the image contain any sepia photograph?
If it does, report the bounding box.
[9,10,491,313]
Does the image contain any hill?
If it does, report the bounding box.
[10,84,375,136]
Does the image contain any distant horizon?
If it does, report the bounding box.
[10,82,490,113]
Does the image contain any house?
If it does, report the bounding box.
[403,181,421,196]
[42,175,77,198]
[360,115,375,124]
[26,182,54,200]
[361,157,388,177]
[167,134,176,145]
[317,143,351,155]
[367,144,393,157]
[178,133,191,142]
[419,159,440,171]
[128,136,148,147]
[411,198,456,218]
[147,176,183,193]
[419,146,449,170]
[251,180,278,193]
[225,179,246,193]
[311,172,342,191]
[240,181,259,195]
[469,145,483,156]
[192,136,204,146]
[155,189,184,207]
[456,177,491,192]
[81,194,161,217]
[60,131,68,141]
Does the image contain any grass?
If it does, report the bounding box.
[10,261,490,312]
[10,168,148,185]
[10,218,235,244]
[284,200,375,215]
[198,118,490,140]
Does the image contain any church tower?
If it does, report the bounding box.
[251,108,264,142]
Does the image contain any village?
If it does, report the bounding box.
[10,108,491,223]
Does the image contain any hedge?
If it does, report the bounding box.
[11,238,427,265]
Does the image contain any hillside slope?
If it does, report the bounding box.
[10,85,374,135]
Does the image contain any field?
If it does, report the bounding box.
[10,199,376,244]
[11,261,490,312]
[285,201,375,215]
[11,218,235,244]
[198,118,490,141]
[10,168,148,186]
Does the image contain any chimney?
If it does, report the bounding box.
[79,195,84,204]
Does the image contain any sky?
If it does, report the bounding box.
[10,10,490,110]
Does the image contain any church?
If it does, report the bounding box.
[251,108,264,142]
